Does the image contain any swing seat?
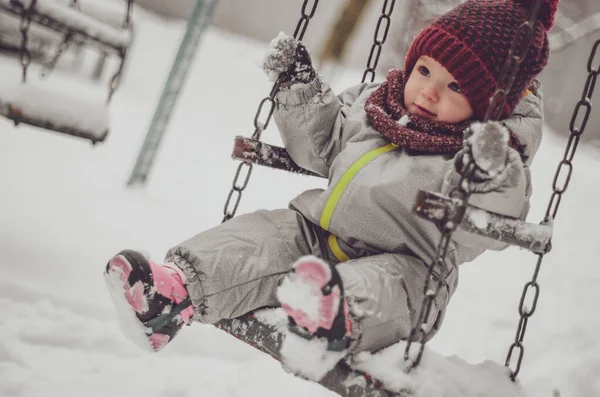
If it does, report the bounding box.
[216,308,527,397]
[232,136,553,253]
[0,0,132,55]
[0,79,110,143]
[414,190,553,254]
[232,135,325,178]
[74,0,132,31]
[216,309,399,397]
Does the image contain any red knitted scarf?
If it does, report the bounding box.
[364,69,520,154]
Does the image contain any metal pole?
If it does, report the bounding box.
[127,0,219,186]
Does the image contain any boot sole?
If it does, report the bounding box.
[104,250,170,351]
[277,256,340,335]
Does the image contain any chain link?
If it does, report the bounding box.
[41,31,73,77]
[15,0,37,82]
[403,233,451,368]
[222,0,319,223]
[223,0,397,220]
[222,162,254,222]
[484,0,542,122]
[218,0,595,382]
[123,0,134,29]
[42,0,79,78]
[405,0,545,374]
[13,0,132,99]
[108,60,124,102]
[252,97,277,140]
[362,0,396,83]
[293,0,318,41]
[505,35,599,383]
[107,0,135,102]
[404,160,475,370]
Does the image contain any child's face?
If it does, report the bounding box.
[404,56,474,123]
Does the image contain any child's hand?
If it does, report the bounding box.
[466,121,509,177]
[455,122,522,192]
[262,32,316,88]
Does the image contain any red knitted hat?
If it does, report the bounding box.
[404,0,559,120]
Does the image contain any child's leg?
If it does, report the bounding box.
[165,209,325,323]
[105,208,325,351]
[336,253,457,353]
[276,253,456,379]
[277,255,352,380]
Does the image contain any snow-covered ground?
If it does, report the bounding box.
[0,4,599,397]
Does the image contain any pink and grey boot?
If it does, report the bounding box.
[104,249,194,352]
[276,256,352,380]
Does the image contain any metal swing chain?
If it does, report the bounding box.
[505,38,599,381]
[222,0,399,222]
[221,0,319,223]
[40,0,79,77]
[41,32,74,77]
[362,0,396,83]
[404,0,545,373]
[107,0,135,102]
[403,160,477,372]
[14,0,38,82]
[122,0,134,29]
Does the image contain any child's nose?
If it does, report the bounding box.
[422,87,439,102]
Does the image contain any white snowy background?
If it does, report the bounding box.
[0,3,599,397]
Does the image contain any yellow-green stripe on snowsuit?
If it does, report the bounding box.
[321,143,398,262]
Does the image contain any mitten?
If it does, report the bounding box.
[262,32,316,88]
[455,121,523,193]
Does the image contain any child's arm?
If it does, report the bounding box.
[500,87,544,167]
[442,85,543,251]
[263,33,372,177]
[442,122,530,251]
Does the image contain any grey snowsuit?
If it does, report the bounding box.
[166,77,543,354]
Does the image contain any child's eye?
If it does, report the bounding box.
[448,82,462,93]
[418,66,430,77]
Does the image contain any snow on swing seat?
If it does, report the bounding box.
[0,0,131,53]
[217,308,527,397]
[0,64,110,143]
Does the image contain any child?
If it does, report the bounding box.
[104,0,556,380]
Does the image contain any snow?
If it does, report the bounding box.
[103,266,154,352]
[463,205,553,253]
[263,31,295,82]
[1,0,131,50]
[0,60,110,139]
[1,3,599,397]
[53,0,131,29]
[280,331,348,382]
[253,307,288,331]
[277,273,322,322]
[277,256,334,326]
[353,344,526,397]
[262,31,314,88]
[514,218,554,245]
[468,121,510,177]
[469,208,490,229]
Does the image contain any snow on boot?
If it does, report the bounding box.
[277,255,351,380]
[104,249,194,352]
